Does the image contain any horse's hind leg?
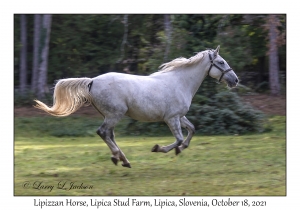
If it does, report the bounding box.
[175,116,195,155]
[97,118,131,168]
[151,116,184,153]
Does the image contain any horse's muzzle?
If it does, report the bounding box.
[226,77,239,88]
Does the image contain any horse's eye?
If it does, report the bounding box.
[219,61,224,64]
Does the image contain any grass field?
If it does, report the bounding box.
[14,115,286,196]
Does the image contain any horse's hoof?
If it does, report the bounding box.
[151,144,159,152]
[122,163,131,168]
[111,157,119,166]
[175,146,181,155]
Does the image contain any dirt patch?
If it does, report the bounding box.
[240,94,286,116]
[14,94,286,117]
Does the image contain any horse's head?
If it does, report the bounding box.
[206,46,239,88]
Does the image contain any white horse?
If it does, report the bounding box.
[34,46,238,168]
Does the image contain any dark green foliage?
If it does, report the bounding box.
[14,14,286,92]
[49,15,124,80]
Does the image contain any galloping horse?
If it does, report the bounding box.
[34,46,239,168]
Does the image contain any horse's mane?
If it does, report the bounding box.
[158,50,211,73]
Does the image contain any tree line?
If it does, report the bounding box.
[14,14,286,99]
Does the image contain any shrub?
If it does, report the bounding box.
[188,91,265,134]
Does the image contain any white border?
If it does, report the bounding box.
[3,1,298,209]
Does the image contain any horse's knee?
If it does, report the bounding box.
[181,117,195,135]
[186,122,195,135]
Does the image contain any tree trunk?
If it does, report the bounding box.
[257,56,265,84]
[31,14,41,93]
[164,14,172,62]
[268,15,281,96]
[37,14,52,99]
[19,14,27,94]
[118,14,129,63]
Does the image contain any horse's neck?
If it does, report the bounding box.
[173,62,208,97]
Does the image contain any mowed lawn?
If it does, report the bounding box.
[14,116,286,196]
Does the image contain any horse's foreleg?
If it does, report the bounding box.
[151,117,184,153]
[175,116,195,155]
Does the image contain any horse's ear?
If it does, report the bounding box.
[214,45,220,56]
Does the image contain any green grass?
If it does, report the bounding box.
[14,116,286,196]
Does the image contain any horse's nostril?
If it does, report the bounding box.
[235,78,239,83]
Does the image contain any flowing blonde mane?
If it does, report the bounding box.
[158,50,210,73]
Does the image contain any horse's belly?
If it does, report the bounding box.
[125,105,164,122]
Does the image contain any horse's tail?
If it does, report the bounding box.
[34,78,93,117]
